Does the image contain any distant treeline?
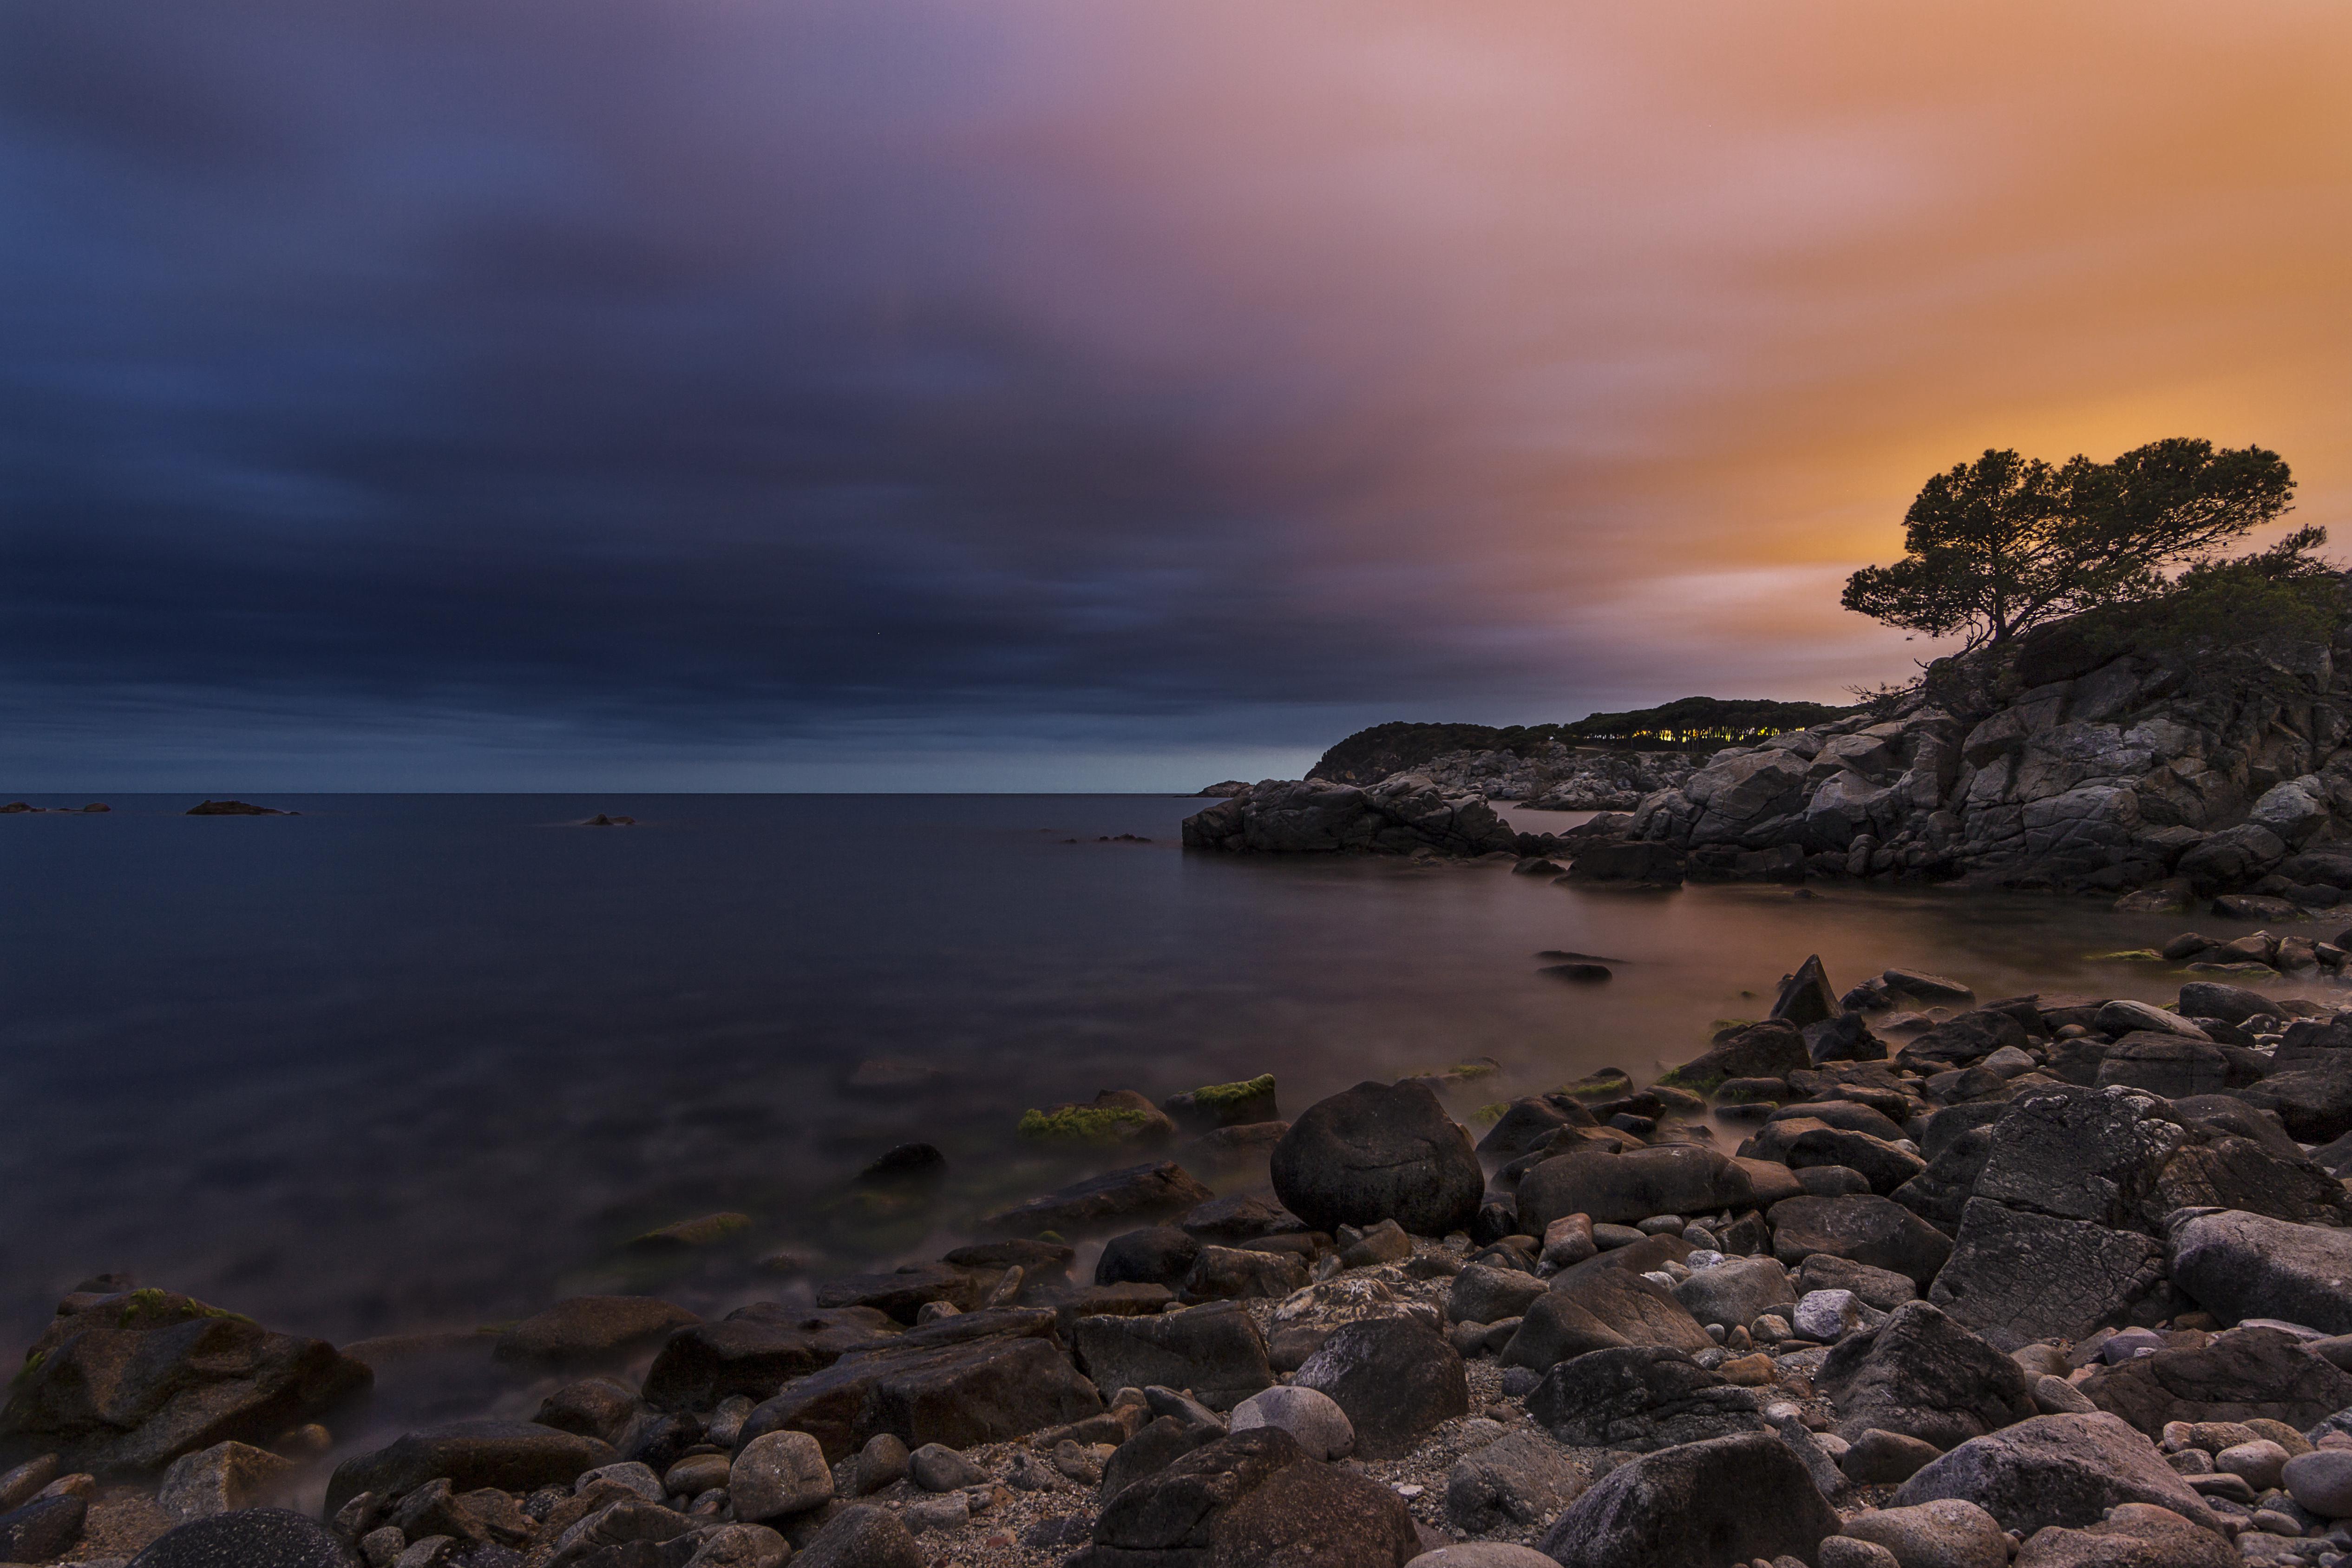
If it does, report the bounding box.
[1307,696,1853,784]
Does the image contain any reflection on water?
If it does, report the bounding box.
[0,793,2331,1351]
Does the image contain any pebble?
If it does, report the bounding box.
[909,1443,988,1492]
[852,1433,910,1496]
[729,1430,832,1520]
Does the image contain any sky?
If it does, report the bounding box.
[3,1,2348,791]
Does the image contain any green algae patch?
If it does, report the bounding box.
[1557,1069,1632,1100]
[1470,1102,1508,1126]
[1191,1073,1275,1110]
[2083,949,2164,962]
[1018,1105,1157,1146]
[115,1289,250,1331]
[1655,1063,1725,1094]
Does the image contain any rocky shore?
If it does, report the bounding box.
[19,951,2352,1566]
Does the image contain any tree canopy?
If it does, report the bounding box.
[1841,438,2298,648]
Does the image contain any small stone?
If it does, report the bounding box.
[1752,1314,1791,1344]
[1719,1354,1775,1386]
[156,1440,298,1520]
[576,1462,664,1501]
[851,1432,909,1496]
[2218,1440,2293,1492]
[664,1454,732,1497]
[1820,1539,1901,1568]
[903,1492,969,1533]
[907,1442,987,1492]
[360,1525,405,1568]
[729,1430,833,1520]
[1228,1385,1354,1461]
[2185,1471,2255,1503]
[1792,1290,1866,1343]
[1841,1428,1941,1485]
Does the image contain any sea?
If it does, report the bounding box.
[0,792,2264,1357]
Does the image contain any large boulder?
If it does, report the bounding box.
[2167,1208,2352,1332]
[0,1292,372,1476]
[1966,1086,2185,1234]
[2149,1134,2343,1224]
[1501,1258,1713,1371]
[1769,1195,1954,1289]
[1815,1302,2037,1447]
[326,1421,614,1514]
[1533,1430,1839,1568]
[1181,774,1519,858]
[1271,1081,1483,1236]
[1526,1347,1763,1450]
[1292,1317,1468,1460]
[1515,1145,1758,1231]
[2078,1326,2352,1435]
[1069,1301,1276,1412]
[1891,1413,2222,1536]
[1926,1200,2165,1348]
[2091,1038,2241,1100]
[1072,1427,1421,1567]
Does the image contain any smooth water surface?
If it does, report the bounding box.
[0,793,2297,1350]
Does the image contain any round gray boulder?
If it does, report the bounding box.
[1271,1080,1482,1236]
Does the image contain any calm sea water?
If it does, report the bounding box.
[0,793,2294,1354]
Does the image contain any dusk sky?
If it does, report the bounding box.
[5,1,2347,790]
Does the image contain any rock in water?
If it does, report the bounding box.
[1535,1430,1838,1568]
[1769,955,1840,1029]
[129,1508,357,1567]
[979,1162,1214,1235]
[1180,774,1519,857]
[327,1421,616,1514]
[1074,1427,1421,1567]
[1292,1317,1469,1460]
[493,1296,700,1368]
[1891,1412,2223,1536]
[1271,1080,1483,1236]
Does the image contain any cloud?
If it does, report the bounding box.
[3,0,2347,786]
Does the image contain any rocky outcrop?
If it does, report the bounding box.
[1404,742,1700,810]
[1180,774,1519,856]
[1607,587,2352,892]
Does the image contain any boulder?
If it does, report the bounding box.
[1070,1301,1275,1412]
[2239,1054,2352,1142]
[2178,981,2277,1026]
[1097,1227,1203,1288]
[0,1292,373,1476]
[1515,1145,1757,1231]
[1840,1428,1943,1486]
[2283,1448,2352,1518]
[812,1263,991,1324]
[126,1508,357,1568]
[791,1502,923,1568]
[1770,1195,1954,1289]
[1891,1413,2222,1536]
[2091,1038,2238,1100]
[1526,1347,1763,1450]
[1891,1126,1994,1229]
[2092,1002,2208,1041]
[1781,1127,1927,1195]
[326,1421,614,1515]
[1795,1254,1920,1312]
[639,1305,898,1411]
[1965,1085,2187,1233]
[0,1495,85,1564]
[1501,1259,1713,1371]
[2150,1135,2342,1224]
[1449,1264,1549,1327]
[1770,955,1841,1029]
[2011,1503,2237,1567]
[493,1297,700,1368]
[1443,1431,1588,1535]
[1476,1098,1593,1159]
[1270,1081,1484,1237]
[1898,1010,2032,1074]
[1816,1302,2038,1448]
[1292,1317,1468,1460]
[2177,822,2288,894]
[2078,1326,2352,1436]
[1658,1021,1809,1092]
[1181,774,1519,858]
[1927,1200,2165,1347]
[2168,1208,2352,1333]
[1180,1246,1308,1303]
[156,1439,296,1520]
[1228,1386,1353,1462]
[1671,1256,1797,1330]
[1840,1498,2011,1568]
[1533,1430,1839,1568]
[1162,1075,1280,1133]
[981,1162,1215,1235]
[1073,1427,1421,1567]
[729,1429,833,1520]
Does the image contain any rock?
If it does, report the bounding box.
[1184,773,1521,857]
[1293,1317,1468,1459]
[2034,1376,2096,1416]
[1450,1264,1550,1326]
[1821,1540,1901,1568]
[1967,1085,2188,1232]
[1517,1145,1758,1231]
[1770,1195,1954,1289]
[2092,1037,2239,1099]
[0,1494,85,1563]
[1408,1545,1561,1568]
[1097,1227,1204,1288]
[1840,1497,2011,1568]
[1796,1254,1920,1312]
[2214,1437,2289,1489]
[1338,1217,1416,1268]
[2168,1209,2352,1334]
[1228,1386,1353,1461]
[626,1212,753,1251]
[729,1430,832,1520]
[2092,1001,2208,1040]
[2179,980,2278,1025]
[1443,1430,1588,1535]
[2150,1133,2343,1225]
[980,1162,1215,1235]
[1792,1289,1872,1342]
[1075,1426,1420,1566]
[155,1439,296,1520]
[1270,1081,1483,1237]
[905,1441,986,1491]
[2283,1447,2352,1517]
[1162,1075,1280,1133]
[0,1291,373,1476]
[127,1508,356,1568]
[1527,1346,1763,1450]
[2010,1503,2238,1567]
[848,1433,911,1496]
[1671,1256,1797,1330]
[535,1377,642,1445]
[1501,1255,1714,1371]
[1817,1302,2038,1448]
[1658,1021,1810,1092]
[1782,1127,1928,1195]
[1770,956,1842,1029]
[327,1422,615,1515]
[1181,1245,1309,1302]
[2079,1326,2352,1435]
[184,799,289,815]
[2239,1055,2352,1142]
[1070,1300,1273,1411]
[494,1297,700,1369]
[638,1304,898,1411]
[1840,1428,1943,1485]
[1899,1010,2033,1074]
[1540,1214,1598,1270]
[681,1524,792,1568]
[741,1311,1104,1461]
[813,1262,992,1324]
[1533,1430,1839,1568]
[1891,1413,2221,1536]
[789,1503,923,1568]
[1927,1200,2165,1347]
[1177,1194,1303,1244]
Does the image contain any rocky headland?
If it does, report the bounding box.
[19,949,2352,1567]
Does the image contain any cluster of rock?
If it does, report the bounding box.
[1585,593,2352,893]
[0,802,109,814]
[26,951,2352,1566]
[1376,742,1701,812]
[1181,774,1522,857]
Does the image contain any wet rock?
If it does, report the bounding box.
[1270,1081,1484,1236]
[980,1162,1215,1236]
[1770,955,1841,1029]
[495,1297,700,1370]
[2079,1326,2352,1435]
[1443,1430,1588,1535]
[2168,1208,2352,1334]
[1927,1200,2165,1347]
[1891,1412,2222,1536]
[1181,774,1520,858]
[1227,1385,1353,1461]
[1898,1010,2033,1075]
[1292,1316,1468,1460]
[1534,1430,1838,1568]
[127,1507,354,1568]
[1161,1075,1280,1133]
[639,1304,898,1411]
[1769,1194,1954,1289]
[788,1503,922,1568]
[1074,1426,1421,1567]
[1782,1126,1927,1195]
[1517,1145,1758,1231]
[1817,1302,2038,1447]
[535,1377,642,1445]
[2240,1055,2352,1142]
[328,1422,615,1515]
[1069,1301,1275,1411]
[1476,1097,1595,1159]
[1840,1497,2010,1568]
[1096,1227,1204,1289]
[729,1430,832,1520]
[2179,981,2276,1026]
[1176,1194,1302,1244]
[1527,1346,1763,1450]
